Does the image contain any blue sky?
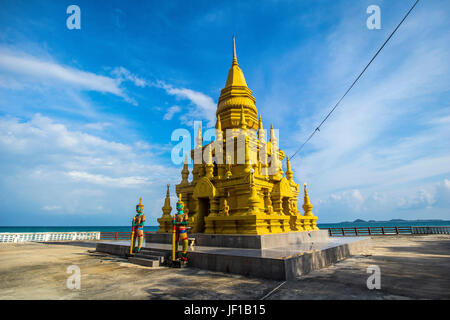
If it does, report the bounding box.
[0,0,449,226]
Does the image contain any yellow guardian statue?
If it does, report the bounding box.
[157,37,319,235]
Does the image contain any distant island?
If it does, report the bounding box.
[336,219,447,224]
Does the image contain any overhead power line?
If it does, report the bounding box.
[290,0,420,160]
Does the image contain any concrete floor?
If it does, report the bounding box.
[0,235,449,300]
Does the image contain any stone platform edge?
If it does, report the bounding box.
[146,230,330,249]
[95,237,370,280]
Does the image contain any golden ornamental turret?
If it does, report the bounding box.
[205,145,214,179]
[258,115,265,141]
[302,183,319,230]
[269,123,283,179]
[181,154,189,185]
[302,183,313,216]
[162,186,172,216]
[285,155,293,181]
[216,114,223,139]
[192,124,202,181]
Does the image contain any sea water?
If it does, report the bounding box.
[1,220,449,233]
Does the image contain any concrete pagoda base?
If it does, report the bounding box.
[96,230,370,280]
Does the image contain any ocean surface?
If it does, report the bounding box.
[1,220,449,233]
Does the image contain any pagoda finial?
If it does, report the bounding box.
[232,35,238,66]
[240,106,247,129]
[270,123,276,143]
[286,155,293,181]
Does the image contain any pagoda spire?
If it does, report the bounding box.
[217,36,258,130]
[232,35,238,66]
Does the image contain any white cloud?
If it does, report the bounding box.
[156,81,216,126]
[0,114,180,223]
[84,122,112,131]
[42,205,62,211]
[314,178,450,222]
[66,171,151,187]
[0,50,121,94]
[397,189,435,210]
[0,45,218,124]
[163,105,181,120]
[0,47,143,106]
[111,66,148,87]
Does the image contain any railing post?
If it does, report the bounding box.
[381,227,385,235]
[115,232,118,240]
[342,228,345,236]
[395,227,399,235]
[355,227,358,236]
[368,227,371,235]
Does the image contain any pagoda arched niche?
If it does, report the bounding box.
[271,177,297,232]
[272,178,293,212]
[191,177,217,233]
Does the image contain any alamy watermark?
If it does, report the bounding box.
[366,5,381,30]
[66,265,81,290]
[66,5,81,30]
[366,265,381,289]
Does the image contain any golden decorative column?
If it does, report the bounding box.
[302,183,319,230]
[157,184,173,233]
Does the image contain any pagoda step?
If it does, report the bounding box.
[128,257,160,268]
[134,252,165,264]
[140,248,167,256]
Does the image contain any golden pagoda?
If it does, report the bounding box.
[157,37,319,235]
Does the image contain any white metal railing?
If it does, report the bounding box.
[0,231,101,243]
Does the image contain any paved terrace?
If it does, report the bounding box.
[0,235,449,299]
